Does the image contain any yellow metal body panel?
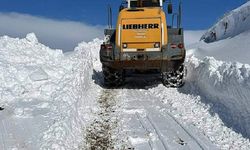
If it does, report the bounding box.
[116,7,168,51]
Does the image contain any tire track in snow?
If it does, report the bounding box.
[0,120,7,150]
[85,89,118,150]
[135,112,168,150]
[119,81,216,150]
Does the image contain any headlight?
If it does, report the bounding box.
[123,43,128,48]
[154,42,160,48]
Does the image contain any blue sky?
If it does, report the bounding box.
[0,0,247,30]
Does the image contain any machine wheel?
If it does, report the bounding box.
[162,64,185,88]
[102,65,124,87]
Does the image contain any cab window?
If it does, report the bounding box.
[130,0,160,8]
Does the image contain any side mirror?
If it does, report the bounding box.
[168,3,173,14]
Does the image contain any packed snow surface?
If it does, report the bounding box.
[1,29,250,149]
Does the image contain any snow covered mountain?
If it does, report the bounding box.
[201,1,250,43]
[188,2,250,65]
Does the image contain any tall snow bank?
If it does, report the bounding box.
[187,56,250,138]
[201,1,250,43]
[75,38,103,71]
[0,33,98,149]
[41,39,97,149]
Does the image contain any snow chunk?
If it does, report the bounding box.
[29,68,48,81]
[26,33,38,44]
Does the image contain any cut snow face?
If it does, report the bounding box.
[0,33,97,149]
[186,56,250,139]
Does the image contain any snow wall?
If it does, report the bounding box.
[187,56,250,138]
[0,33,98,149]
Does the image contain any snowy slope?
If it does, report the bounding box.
[188,1,250,65]
[189,30,250,64]
[201,1,250,43]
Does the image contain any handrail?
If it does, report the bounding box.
[107,5,113,29]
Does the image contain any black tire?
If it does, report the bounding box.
[162,64,185,88]
[102,65,124,87]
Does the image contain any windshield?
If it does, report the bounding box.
[130,0,160,8]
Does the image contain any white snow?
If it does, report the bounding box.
[186,56,250,138]
[29,67,49,81]
[150,85,250,149]
[178,1,250,147]
[1,2,250,149]
[181,2,250,145]
[26,33,39,44]
[0,34,98,149]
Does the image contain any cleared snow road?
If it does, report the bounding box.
[88,73,217,150]
[121,77,217,150]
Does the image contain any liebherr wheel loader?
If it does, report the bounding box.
[100,0,186,87]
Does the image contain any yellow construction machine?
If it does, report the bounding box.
[100,0,185,87]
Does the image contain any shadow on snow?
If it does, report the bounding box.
[92,69,161,90]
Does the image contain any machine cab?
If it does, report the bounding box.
[116,0,168,52]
